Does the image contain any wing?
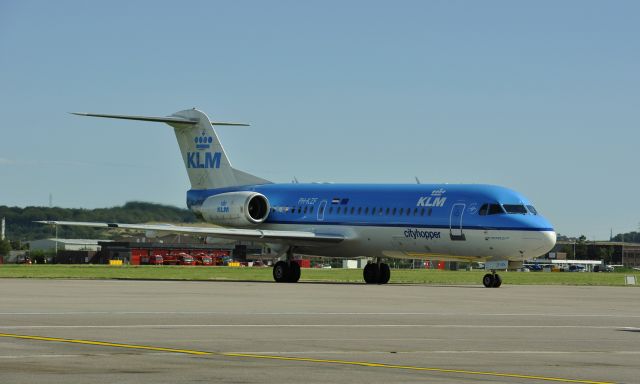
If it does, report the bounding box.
[36,221,344,247]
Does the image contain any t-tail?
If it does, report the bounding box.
[72,109,271,190]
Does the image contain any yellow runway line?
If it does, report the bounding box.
[0,333,615,384]
[0,333,211,355]
[223,352,615,384]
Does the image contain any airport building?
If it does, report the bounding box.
[28,238,110,252]
[544,240,640,268]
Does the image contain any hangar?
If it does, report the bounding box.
[28,238,110,252]
[550,240,640,268]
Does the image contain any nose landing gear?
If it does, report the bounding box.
[482,271,502,288]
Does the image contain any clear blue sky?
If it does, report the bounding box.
[1,1,638,239]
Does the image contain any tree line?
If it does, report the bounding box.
[612,231,640,243]
[0,202,197,248]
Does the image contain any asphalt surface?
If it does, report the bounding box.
[0,278,638,384]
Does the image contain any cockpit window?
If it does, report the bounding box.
[487,204,505,215]
[480,203,536,215]
[503,204,528,214]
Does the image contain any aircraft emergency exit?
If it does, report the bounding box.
[39,108,556,287]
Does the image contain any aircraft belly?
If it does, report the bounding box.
[258,224,533,262]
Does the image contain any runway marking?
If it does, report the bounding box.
[228,350,640,355]
[2,311,639,318]
[0,324,626,330]
[0,333,615,384]
[0,333,210,355]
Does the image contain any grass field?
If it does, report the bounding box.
[1,265,638,286]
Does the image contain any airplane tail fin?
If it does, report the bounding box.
[72,109,271,190]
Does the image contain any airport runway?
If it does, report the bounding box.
[0,278,638,384]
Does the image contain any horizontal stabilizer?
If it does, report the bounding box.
[72,108,258,190]
[71,112,250,126]
[71,112,197,125]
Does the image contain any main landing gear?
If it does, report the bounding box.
[272,248,301,283]
[363,261,391,284]
[272,260,301,283]
[482,270,502,288]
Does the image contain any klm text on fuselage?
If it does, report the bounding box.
[416,196,446,207]
[187,152,221,169]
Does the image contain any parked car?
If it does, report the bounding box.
[176,253,196,266]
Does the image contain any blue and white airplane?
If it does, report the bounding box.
[40,108,556,287]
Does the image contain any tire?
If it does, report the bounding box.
[482,273,494,288]
[363,263,379,284]
[378,263,391,285]
[288,261,301,283]
[273,261,289,283]
[492,274,502,288]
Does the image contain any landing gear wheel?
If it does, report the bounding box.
[378,263,391,285]
[492,274,502,288]
[273,261,290,283]
[363,263,379,284]
[482,273,495,288]
[288,261,301,283]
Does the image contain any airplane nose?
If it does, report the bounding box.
[541,231,557,254]
[522,230,556,259]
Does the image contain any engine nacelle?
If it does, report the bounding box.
[200,192,270,227]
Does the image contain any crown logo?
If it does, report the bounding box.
[194,134,213,150]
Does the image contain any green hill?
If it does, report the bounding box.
[0,202,197,242]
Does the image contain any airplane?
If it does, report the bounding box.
[39,108,556,287]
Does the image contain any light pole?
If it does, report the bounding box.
[55,224,58,260]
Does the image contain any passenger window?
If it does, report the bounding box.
[329,207,333,214]
[478,204,488,216]
[304,206,308,214]
[385,207,390,215]
[371,207,376,215]
[350,207,355,214]
[358,207,362,214]
[309,206,314,214]
[297,207,302,214]
[399,208,403,215]
[420,208,425,216]
[428,208,432,216]
[337,207,341,214]
[318,206,323,214]
[392,207,397,215]
[406,208,410,216]
[364,207,369,214]
[413,208,418,216]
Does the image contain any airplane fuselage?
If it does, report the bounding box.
[187,183,556,263]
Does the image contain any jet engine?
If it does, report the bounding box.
[200,191,270,227]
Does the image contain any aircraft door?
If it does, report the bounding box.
[449,203,466,241]
[317,200,327,221]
